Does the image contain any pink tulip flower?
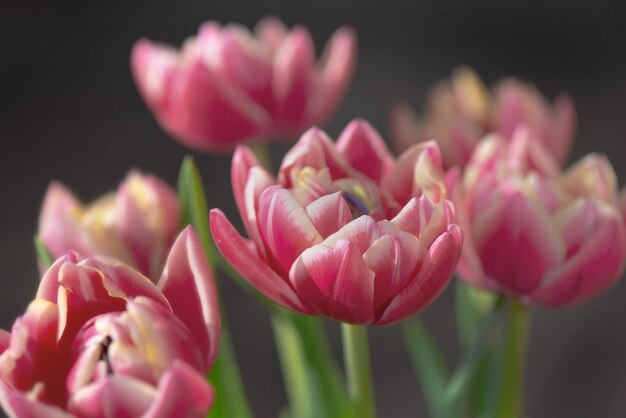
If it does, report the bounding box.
[0,227,219,418]
[390,67,576,168]
[210,120,462,325]
[39,170,180,281]
[131,17,357,152]
[452,127,626,306]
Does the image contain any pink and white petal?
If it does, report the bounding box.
[383,140,447,206]
[254,16,288,54]
[534,207,626,306]
[257,187,322,272]
[321,216,378,254]
[336,119,394,183]
[272,26,315,125]
[0,329,10,354]
[389,103,420,154]
[0,383,75,418]
[306,26,357,124]
[231,146,265,222]
[143,360,214,418]
[290,240,375,324]
[551,93,576,165]
[131,39,178,112]
[216,27,273,97]
[36,252,80,302]
[475,192,565,296]
[68,376,156,418]
[561,153,618,202]
[377,224,462,325]
[364,233,426,316]
[75,257,168,308]
[210,209,311,314]
[241,166,276,252]
[279,127,354,185]
[305,192,352,238]
[165,57,270,151]
[157,228,220,371]
[38,182,93,260]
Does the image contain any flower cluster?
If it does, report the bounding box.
[210,120,462,325]
[390,67,576,168]
[132,17,356,151]
[2,13,625,418]
[0,229,219,418]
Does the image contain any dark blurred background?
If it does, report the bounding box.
[2,1,626,417]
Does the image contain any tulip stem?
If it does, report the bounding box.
[496,298,531,418]
[341,323,377,418]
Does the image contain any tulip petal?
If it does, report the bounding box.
[534,203,626,306]
[38,182,92,260]
[131,39,178,113]
[279,127,354,186]
[306,26,357,123]
[390,103,419,154]
[0,329,10,355]
[210,209,312,314]
[475,192,565,295]
[254,16,288,53]
[364,233,426,316]
[290,240,375,324]
[0,383,74,418]
[143,360,214,418]
[377,224,462,325]
[304,192,352,238]
[336,119,394,183]
[257,187,323,273]
[272,26,315,125]
[156,228,219,371]
[69,376,156,418]
[166,56,270,150]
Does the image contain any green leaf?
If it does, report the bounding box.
[34,235,54,269]
[207,323,254,418]
[176,156,254,418]
[402,317,450,418]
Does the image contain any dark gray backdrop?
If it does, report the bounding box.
[2,1,626,417]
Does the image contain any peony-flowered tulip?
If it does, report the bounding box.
[39,170,180,281]
[210,120,462,325]
[132,17,357,152]
[390,67,576,168]
[0,227,219,418]
[452,127,626,306]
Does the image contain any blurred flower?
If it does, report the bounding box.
[132,16,357,152]
[452,127,626,306]
[0,228,219,418]
[390,66,576,168]
[39,170,180,281]
[210,120,462,325]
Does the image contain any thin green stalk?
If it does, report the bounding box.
[495,299,531,418]
[272,310,348,418]
[341,323,377,418]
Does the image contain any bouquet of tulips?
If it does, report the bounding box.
[1,16,624,418]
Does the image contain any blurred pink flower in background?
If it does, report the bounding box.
[0,228,219,418]
[132,17,357,152]
[210,119,462,325]
[452,127,626,306]
[39,171,180,281]
[390,67,576,169]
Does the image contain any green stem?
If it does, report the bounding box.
[495,299,531,418]
[341,323,377,418]
[207,319,253,418]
